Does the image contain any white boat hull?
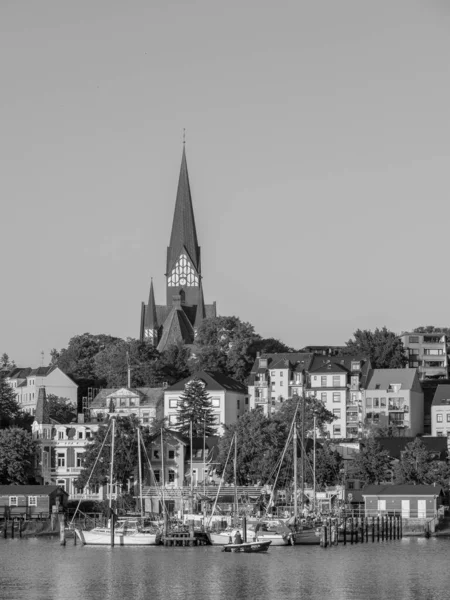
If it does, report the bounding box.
[76,528,159,546]
[208,531,290,546]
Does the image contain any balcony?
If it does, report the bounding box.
[254,381,268,388]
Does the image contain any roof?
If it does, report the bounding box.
[90,387,164,409]
[248,352,315,384]
[194,282,206,329]
[432,385,450,407]
[167,147,200,273]
[166,371,248,394]
[187,436,220,462]
[375,437,448,461]
[157,307,195,352]
[29,366,56,377]
[35,387,50,424]
[144,279,158,329]
[366,368,421,392]
[0,485,68,496]
[6,367,32,380]
[309,362,349,374]
[362,484,444,497]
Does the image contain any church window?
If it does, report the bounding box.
[168,254,199,287]
[145,329,154,339]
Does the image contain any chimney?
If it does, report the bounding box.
[77,413,85,424]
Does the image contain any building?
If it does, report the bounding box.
[32,388,102,500]
[164,371,248,435]
[399,331,449,379]
[362,484,444,519]
[247,352,315,415]
[6,366,78,415]
[431,385,450,436]
[308,355,371,439]
[364,369,424,436]
[139,147,217,352]
[89,386,164,426]
[0,485,68,519]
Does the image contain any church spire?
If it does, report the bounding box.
[145,278,158,329]
[194,280,206,331]
[167,147,200,273]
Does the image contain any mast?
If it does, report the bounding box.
[137,425,143,519]
[313,413,317,514]
[293,418,298,519]
[160,428,165,514]
[190,419,194,514]
[109,415,116,547]
[300,391,305,514]
[234,432,238,525]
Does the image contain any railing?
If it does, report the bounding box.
[254,381,268,388]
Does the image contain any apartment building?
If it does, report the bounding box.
[400,332,449,379]
[89,386,164,426]
[431,385,450,437]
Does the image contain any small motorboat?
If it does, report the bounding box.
[222,540,272,553]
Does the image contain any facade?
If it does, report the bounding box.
[362,484,443,519]
[6,366,78,415]
[89,387,164,426]
[32,388,102,500]
[164,371,248,435]
[0,485,68,518]
[400,332,449,379]
[364,369,424,436]
[431,384,450,436]
[248,352,315,415]
[308,355,371,439]
[139,147,216,352]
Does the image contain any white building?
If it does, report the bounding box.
[164,371,248,435]
[89,387,164,426]
[431,384,450,437]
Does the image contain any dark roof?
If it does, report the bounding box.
[149,429,188,446]
[188,436,220,462]
[309,354,372,386]
[248,352,314,384]
[166,371,248,394]
[6,367,32,379]
[30,366,56,377]
[194,282,206,329]
[432,385,450,407]
[144,279,158,329]
[309,362,348,374]
[157,307,195,352]
[362,484,444,497]
[167,147,200,273]
[0,485,68,496]
[375,437,448,461]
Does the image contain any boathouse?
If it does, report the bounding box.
[0,485,68,519]
[362,484,444,519]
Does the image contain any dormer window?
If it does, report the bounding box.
[351,362,360,371]
[259,358,268,368]
[388,384,401,393]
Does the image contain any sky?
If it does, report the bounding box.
[1,0,450,366]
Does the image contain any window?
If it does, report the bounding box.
[58,431,64,440]
[366,398,373,408]
[321,393,327,403]
[153,469,160,483]
[245,398,248,405]
[168,450,175,460]
[348,481,355,490]
[76,453,83,467]
[168,469,175,483]
[237,399,240,409]
[280,381,283,386]
[153,449,160,459]
[211,397,220,408]
[447,414,450,423]
[9,496,18,506]
[424,336,441,343]
[333,408,341,419]
[332,392,340,403]
[169,415,178,426]
[271,371,275,376]
[332,375,340,387]
[321,376,327,387]
[169,399,178,408]
[437,431,444,437]
[120,398,127,407]
[129,398,136,406]
[409,361,419,368]
[85,430,91,439]
[373,398,379,408]
[28,496,37,506]
[280,372,284,377]
[409,348,419,356]
[259,358,268,368]
[424,349,444,356]
[351,362,360,371]
[57,453,65,467]
[409,336,419,343]
[333,425,341,436]
[78,431,83,439]
[437,414,443,422]
[142,412,149,424]
[380,398,386,408]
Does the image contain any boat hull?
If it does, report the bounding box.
[75,528,160,546]
[222,540,272,553]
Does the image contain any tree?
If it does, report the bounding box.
[413,326,450,335]
[75,415,152,490]
[176,379,218,437]
[0,428,36,484]
[157,344,192,383]
[0,353,15,370]
[392,438,448,486]
[252,338,296,355]
[306,442,343,489]
[47,394,77,424]
[351,438,392,484]
[345,327,407,368]
[0,378,22,428]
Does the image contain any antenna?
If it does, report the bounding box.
[127,351,131,388]
[40,350,45,366]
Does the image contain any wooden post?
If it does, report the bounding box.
[372,517,375,542]
[19,518,22,538]
[3,520,7,539]
[323,525,328,548]
[242,516,247,543]
[377,516,380,541]
[59,514,66,546]
[355,518,358,543]
[365,517,368,542]
[350,518,354,544]
[73,528,77,545]
[343,517,347,545]
[11,520,14,539]
[110,509,115,548]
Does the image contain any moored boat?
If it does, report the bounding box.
[222,540,272,553]
[75,519,161,546]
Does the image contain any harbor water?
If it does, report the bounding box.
[0,536,449,600]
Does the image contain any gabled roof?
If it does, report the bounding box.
[187,436,220,462]
[432,385,450,407]
[166,371,247,394]
[0,485,68,496]
[29,366,56,377]
[309,362,348,374]
[248,353,314,385]
[6,367,32,380]
[167,147,200,273]
[375,437,448,461]
[90,387,164,409]
[366,368,421,392]
[362,484,444,497]
[149,429,188,446]
[157,307,195,352]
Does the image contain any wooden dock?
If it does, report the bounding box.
[160,530,210,547]
[319,515,403,548]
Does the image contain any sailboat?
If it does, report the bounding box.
[74,415,161,546]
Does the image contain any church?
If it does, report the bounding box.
[139,147,217,352]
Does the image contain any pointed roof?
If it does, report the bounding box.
[35,387,50,424]
[167,148,200,271]
[157,307,195,352]
[194,281,206,329]
[144,279,158,329]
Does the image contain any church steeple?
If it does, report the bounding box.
[194,280,206,332]
[166,146,201,306]
[143,279,158,345]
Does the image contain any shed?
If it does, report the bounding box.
[362,484,443,519]
[0,485,68,519]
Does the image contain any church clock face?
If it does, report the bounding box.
[168,253,199,287]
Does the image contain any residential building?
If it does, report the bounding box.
[6,366,78,415]
[364,369,424,436]
[308,355,371,439]
[139,147,217,352]
[0,485,68,519]
[431,385,450,437]
[164,371,248,435]
[89,386,164,426]
[247,352,315,415]
[399,331,449,379]
[32,388,102,500]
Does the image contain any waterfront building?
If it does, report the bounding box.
[5,366,78,415]
[164,371,248,435]
[362,483,444,520]
[399,331,449,379]
[364,369,424,436]
[139,147,217,352]
[89,386,164,426]
[431,384,450,437]
[0,485,68,519]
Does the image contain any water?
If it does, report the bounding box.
[0,537,449,600]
